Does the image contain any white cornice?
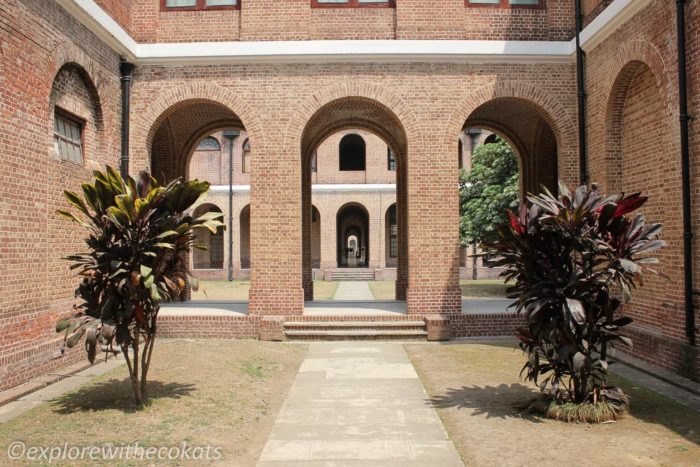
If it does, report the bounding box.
[209,184,396,193]
[55,0,652,66]
[579,0,654,52]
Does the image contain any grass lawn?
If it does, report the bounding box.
[460,279,508,298]
[193,280,338,301]
[0,339,307,466]
[405,341,700,466]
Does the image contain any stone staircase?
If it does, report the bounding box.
[283,320,427,341]
[328,269,375,281]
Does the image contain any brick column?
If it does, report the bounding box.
[320,206,336,277]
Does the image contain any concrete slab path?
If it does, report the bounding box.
[333,281,374,301]
[257,342,463,466]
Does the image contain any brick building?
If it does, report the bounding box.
[0,0,698,390]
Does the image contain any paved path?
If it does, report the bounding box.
[333,281,374,301]
[257,342,463,466]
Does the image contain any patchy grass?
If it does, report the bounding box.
[312,280,340,300]
[367,280,396,300]
[0,339,307,466]
[460,279,508,298]
[193,280,338,301]
[405,341,700,466]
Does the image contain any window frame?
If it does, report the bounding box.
[242,138,251,173]
[311,0,395,9]
[53,107,85,165]
[465,0,545,10]
[387,147,396,171]
[161,0,240,12]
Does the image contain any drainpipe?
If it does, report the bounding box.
[676,0,696,346]
[222,130,240,282]
[575,0,589,186]
[119,58,135,179]
[467,129,482,280]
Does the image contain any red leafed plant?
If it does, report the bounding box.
[482,182,665,422]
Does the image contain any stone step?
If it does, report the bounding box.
[285,320,425,330]
[284,329,428,341]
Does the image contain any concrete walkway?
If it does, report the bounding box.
[258,342,463,466]
[333,281,375,301]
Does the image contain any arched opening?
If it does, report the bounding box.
[458,98,558,283]
[336,203,370,268]
[192,204,224,270]
[240,204,251,269]
[605,61,681,336]
[339,134,366,171]
[311,205,321,269]
[300,97,409,302]
[148,100,251,296]
[385,204,398,267]
[148,99,245,184]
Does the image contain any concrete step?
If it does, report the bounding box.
[285,321,425,330]
[283,320,427,341]
[284,329,428,341]
[330,271,376,281]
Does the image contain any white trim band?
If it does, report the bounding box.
[209,184,396,194]
[55,0,653,65]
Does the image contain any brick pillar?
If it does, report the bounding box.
[248,129,304,315]
[320,206,336,277]
[368,200,381,270]
[405,129,461,315]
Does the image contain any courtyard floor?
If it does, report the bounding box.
[1,339,698,465]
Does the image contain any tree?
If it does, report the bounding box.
[459,139,519,247]
[55,167,223,406]
[483,183,665,422]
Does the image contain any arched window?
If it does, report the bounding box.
[387,147,396,171]
[484,134,498,145]
[242,138,251,173]
[388,204,398,258]
[339,134,366,171]
[196,136,221,151]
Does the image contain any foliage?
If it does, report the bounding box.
[482,182,665,419]
[55,166,223,405]
[459,139,520,246]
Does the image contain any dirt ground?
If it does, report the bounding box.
[405,341,700,467]
[460,279,508,298]
[0,339,308,466]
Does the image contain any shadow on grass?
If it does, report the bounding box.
[51,379,196,414]
[428,383,544,422]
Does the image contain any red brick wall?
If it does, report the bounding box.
[0,0,122,391]
[585,0,698,379]
[113,0,577,42]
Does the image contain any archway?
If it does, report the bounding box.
[300,96,409,301]
[148,98,246,184]
[192,204,224,270]
[605,60,681,337]
[336,203,370,268]
[240,204,251,269]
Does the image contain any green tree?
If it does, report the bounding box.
[459,139,520,247]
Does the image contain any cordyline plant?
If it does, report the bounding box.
[55,166,223,406]
[482,182,665,422]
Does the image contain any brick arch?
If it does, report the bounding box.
[44,41,113,118]
[443,81,578,185]
[599,41,673,191]
[285,81,423,161]
[291,82,414,301]
[133,83,265,178]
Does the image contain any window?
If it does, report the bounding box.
[242,138,251,173]
[311,152,318,173]
[54,110,83,164]
[162,0,239,11]
[196,136,221,151]
[387,147,396,171]
[466,0,544,9]
[312,0,394,8]
[388,205,398,258]
[339,134,366,171]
